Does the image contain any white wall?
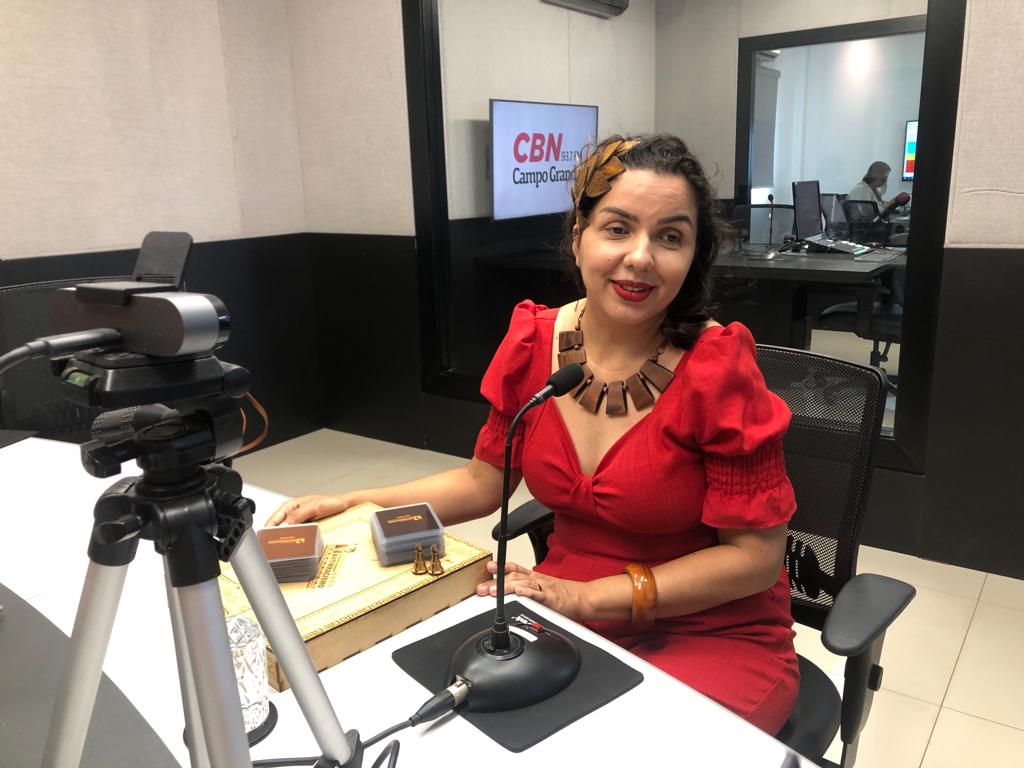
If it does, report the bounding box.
[655,0,928,198]
[945,0,1024,247]
[760,33,924,204]
[287,0,414,236]
[220,0,307,238]
[0,0,413,260]
[0,2,248,258]
[438,0,656,220]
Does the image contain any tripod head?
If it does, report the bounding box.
[58,347,251,478]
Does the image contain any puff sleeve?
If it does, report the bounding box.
[473,301,548,469]
[686,324,796,529]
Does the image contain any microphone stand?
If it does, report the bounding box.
[447,365,584,712]
[747,194,783,261]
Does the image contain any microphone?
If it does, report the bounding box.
[873,192,911,223]
[767,193,775,246]
[526,361,586,406]
[447,363,585,712]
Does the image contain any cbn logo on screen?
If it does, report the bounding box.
[513,132,573,163]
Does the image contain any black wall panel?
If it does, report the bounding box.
[311,233,426,449]
[183,235,325,447]
[860,467,925,555]
[0,235,325,449]
[921,247,1024,578]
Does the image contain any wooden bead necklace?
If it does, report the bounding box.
[556,304,675,416]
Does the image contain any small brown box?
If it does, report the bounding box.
[257,524,321,560]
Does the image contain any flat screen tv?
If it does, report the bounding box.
[902,120,918,181]
[490,99,598,221]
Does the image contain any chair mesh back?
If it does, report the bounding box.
[820,194,846,227]
[841,200,879,223]
[756,345,887,630]
[749,205,795,246]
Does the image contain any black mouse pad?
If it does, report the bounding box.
[392,600,643,752]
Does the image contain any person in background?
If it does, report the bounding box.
[267,134,800,735]
[848,161,911,217]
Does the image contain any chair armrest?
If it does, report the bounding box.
[491,499,554,542]
[822,573,916,657]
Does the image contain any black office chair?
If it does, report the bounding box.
[731,203,795,247]
[495,346,915,768]
[820,194,847,238]
[816,201,904,377]
[816,290,902,379]
[840,200,892,245]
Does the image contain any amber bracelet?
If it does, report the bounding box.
[623,562,658,630]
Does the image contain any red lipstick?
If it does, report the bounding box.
[611,280,654,302]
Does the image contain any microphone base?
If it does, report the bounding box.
[447,627,581,712]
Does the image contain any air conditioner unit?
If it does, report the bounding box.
[540,0,629,19]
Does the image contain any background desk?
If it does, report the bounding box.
[0,437,810,767]
[475,247,905,351]
[714,246,907,349]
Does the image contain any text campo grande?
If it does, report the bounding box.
[512,165,574,188]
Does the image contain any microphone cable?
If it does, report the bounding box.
[251,678,471,768]
[0,328,121,376]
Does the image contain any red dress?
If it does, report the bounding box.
[473,301,800,734]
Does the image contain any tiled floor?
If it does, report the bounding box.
[235,429,1024,768]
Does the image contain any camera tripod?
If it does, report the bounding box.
[41,397,361,768]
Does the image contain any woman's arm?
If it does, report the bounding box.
[266,457,519,527]
[488,523,788,622]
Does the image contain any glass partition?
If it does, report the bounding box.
[745,31,925,437]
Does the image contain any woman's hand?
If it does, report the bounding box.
[476,560,590,621]
[265,494,352,527]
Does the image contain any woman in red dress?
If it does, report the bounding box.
[270,135,799,733]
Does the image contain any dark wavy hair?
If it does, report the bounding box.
[560,133,729,349]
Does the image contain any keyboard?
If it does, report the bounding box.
[808,237,872,256]
[853,250,902,263]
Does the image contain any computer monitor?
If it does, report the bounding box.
[792,180,824,240]
[902,120,918,181]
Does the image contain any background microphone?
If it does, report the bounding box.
[447,363,584,712]
[874,191,911,222]
[767,193,775,247]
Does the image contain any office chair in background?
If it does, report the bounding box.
[820,193,847,238]
[841,200,895,245]
[495,346,915,768]
[816,290,902,383]
[815,200,905,380]
[731,203,795,247]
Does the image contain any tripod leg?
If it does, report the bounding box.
[231,529,353,764]
[42,562,129,768]
[166,566,212,768]
[177,579,251,768]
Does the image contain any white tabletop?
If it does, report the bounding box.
[0,437,810,767]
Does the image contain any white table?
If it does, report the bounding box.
[0,437,811,767]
